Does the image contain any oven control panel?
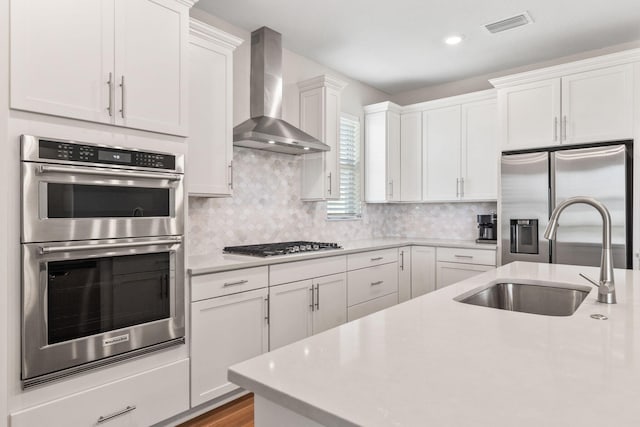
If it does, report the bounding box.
[38,139,176,170]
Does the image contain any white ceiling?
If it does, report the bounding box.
[195,0,640,94]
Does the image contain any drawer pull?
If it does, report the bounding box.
[371,281,384,286]
[454,255,473,259]
[370,257,384,261]
[223,279,249,287]
[97,405,136,424]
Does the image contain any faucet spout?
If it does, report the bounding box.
[544,196,616,304]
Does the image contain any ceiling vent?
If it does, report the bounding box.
[484,12,533,34]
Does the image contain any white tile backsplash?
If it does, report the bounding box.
[188,147,496,256]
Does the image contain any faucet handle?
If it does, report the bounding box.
[579,273,600,288]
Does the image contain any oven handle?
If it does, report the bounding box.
[37,164,182,181]
[39,237,182,255]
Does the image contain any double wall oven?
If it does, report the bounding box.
[21,135,185,388]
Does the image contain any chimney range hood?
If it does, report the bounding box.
[233,27,330,155]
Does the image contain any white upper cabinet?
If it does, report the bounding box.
[561,64,634,144]
[187,20,242,197]
[422,105,461,201]
[10,0,115,124]
[298,76,348,201]
[498,79,560,150]
[364,102,401,202]
[461,98,498,200]
[492,50,640,150]
[10,0,192,136]
[400,112,422,201]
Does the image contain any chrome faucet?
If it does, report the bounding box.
[544,196,616,304]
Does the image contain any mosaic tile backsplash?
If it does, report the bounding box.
[188,147,496,256]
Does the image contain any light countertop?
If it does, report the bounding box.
[228,262,640,427]
[188,237,496,276]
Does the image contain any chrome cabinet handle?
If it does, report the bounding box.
[460,177,464,198]
[119,75,126,118]
[97,405,136,424]
[371,281,384,286]
[309,286,315,311]
[107,72,113,117]
[228,161,234,189]
[223,279,248,287]
[39,237,181,255]
[400,250,404,270]
[454,254,473,259]
[562,115,567,141]
[370,256,384,261]
[315,284,320,310]
[554,117,558,141]
[388,180,394,198]
[37,164,181,181]
[327,172,332,195]
[456,178,460,198]
[264,296,270,324]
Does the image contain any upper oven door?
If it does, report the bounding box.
[22,162,184,242]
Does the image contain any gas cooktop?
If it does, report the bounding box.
[223,241,342,257]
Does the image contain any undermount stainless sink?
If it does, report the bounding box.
[455,282,591,317]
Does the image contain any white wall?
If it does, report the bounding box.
[392,39,640,105]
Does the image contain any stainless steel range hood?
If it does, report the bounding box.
[233,27,330,155]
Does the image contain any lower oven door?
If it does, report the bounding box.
[22,236,185,387]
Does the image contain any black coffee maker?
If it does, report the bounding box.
[476,213,497,243]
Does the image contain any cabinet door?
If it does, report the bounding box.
[436,262,492,289]
[187,31,234,196]
[561,64,634,144]
[269,280,313,350]
[461,99,498,200]
[191,288,268,407]
[387,111,402,202]
[499,78,561,150]
[423,106,461,201]
[398,247,412,303]
[400,112,422,201]
[410,246,436,297]
[312,273,347,334]
[114,0,188,135]
[10,0,114,123]
[364,111,389,202]
[300,88,327,200]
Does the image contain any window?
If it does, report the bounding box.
[327,114,362,219]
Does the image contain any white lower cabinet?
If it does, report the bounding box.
[435,247,496,289]
[410,246,436,297]
[346,250,399,320]
[191,288,269,407]
[269,273,347,350]
[398,246,412,303]
[11,359,189,427]
[348,292,398,321]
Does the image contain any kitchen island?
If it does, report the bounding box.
[228,261,640,426]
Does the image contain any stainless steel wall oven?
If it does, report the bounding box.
[20,135,185,388]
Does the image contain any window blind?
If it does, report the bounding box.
[327,115,362,219]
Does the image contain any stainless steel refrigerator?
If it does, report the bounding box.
[501,142,632,268]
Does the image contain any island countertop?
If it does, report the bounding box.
[228,261,640,427]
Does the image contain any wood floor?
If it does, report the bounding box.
[179,394,254,427]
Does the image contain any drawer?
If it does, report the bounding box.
[347,293,398,321]
[270,255,346,285]
[191,267,268,301]
[436,262,494,289]
[347,248,398,271]
[347,262,398,306]
[11,359,189,427]
[436,247,496,266]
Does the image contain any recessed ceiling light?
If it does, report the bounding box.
[303,147,310,150]
[268,140,275,144]
[444,35,464,45]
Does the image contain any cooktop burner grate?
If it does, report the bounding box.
[223,241,341,257]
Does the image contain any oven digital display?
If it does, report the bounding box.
[98,150,131,164]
